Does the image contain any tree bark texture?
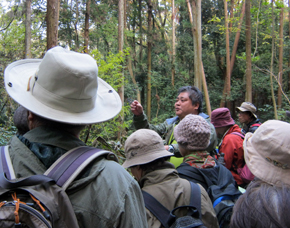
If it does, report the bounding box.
[278,8,283,109]
[171,0,175,86]
[289,0,290,91]
[230,2,245,75]
[245,0,252,102]
[118,0,125,106]
[146,0,152,121]
[84,0,91,53]
[220,0,231,108]
[47,0,59,50]
[270,0,278,119]
[25,0,32,58]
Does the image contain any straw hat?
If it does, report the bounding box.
[4,46,121,124]
[244,120,290,186]
[122,129,173,168]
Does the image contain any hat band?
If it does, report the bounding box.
[30,77,96,113]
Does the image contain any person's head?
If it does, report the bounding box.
[175,86,203,119]
[236,102,257,124]
[174,114,211,156]
[243,120,290,186]
[122,129,173,181]
[211,108,235,138]
[230,180,290,228]
[286,111,290,119]
[13,106,29,135]
[4,46,122,136]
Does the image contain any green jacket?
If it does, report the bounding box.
[8,126,147,228]
[140,162,219,228]
[133,112,217,157]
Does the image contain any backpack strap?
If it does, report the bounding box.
[142,191,170,228]
[250,123,261,128]
[142,181,202,228]
[44,146,118,190]
[189,181,202,219]
[0,146,16,180]
[230,132,245,139]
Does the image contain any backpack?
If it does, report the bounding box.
[231,132,255,184]
[142,181,206,228]
[0,145,117,228]
[177,162,242,228]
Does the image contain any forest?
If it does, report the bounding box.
[0,0,289,158]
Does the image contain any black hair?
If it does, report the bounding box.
[178,86,203,113]
[139,157,171,173]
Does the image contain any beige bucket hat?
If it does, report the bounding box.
[243,120,290,186]
[4,46,121,124]
[122,129,173,168]
[236,102,257,119]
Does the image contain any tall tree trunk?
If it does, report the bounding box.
[171,0,175,86]
[139,0,143,63]
[220,0,231,108]
[193,0,202,90]
[245,0,252,102]
[229,0,234,37]
[230,2,245,75]
[25,0,32,58]
[289,0,290,91]
[202,62,212,117]
[127,57,141,102]
[186,0,202,90]
[84,0,90,53]
[278,8,283,109]
[47,0,59,50]
[118,0,125,106]
[74,0,79,51]
[146,0,152,121]
[253,0,261,57]
[270,0,278,119]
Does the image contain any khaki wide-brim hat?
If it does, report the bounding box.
[236,102,257,119]
[4,47,122,124]
[122,129,173,168]
[244,120,290,186]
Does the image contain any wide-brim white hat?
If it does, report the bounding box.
[4,47,122,124]
[244,120,290,186]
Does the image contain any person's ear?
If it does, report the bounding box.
[27,111,37,130]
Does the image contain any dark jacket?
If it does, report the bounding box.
[241,118,261,134]
[177,162,241,203]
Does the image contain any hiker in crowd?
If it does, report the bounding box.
[211,108,246,187]
[286,111,290,119]
[230,120,290,228]
[4,46,147,227]
[13,105,29,136]
[130,85,217,168]
[174,114,242,227]
[122,129,219,228]
[236,102,261,134]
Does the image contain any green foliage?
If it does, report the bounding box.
[1,0,290,150]
[0,125,16,146]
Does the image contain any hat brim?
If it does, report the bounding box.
[122,149,173,169]
[243,132,288,186]
[4,59,122,124]
[236,107,257,119]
